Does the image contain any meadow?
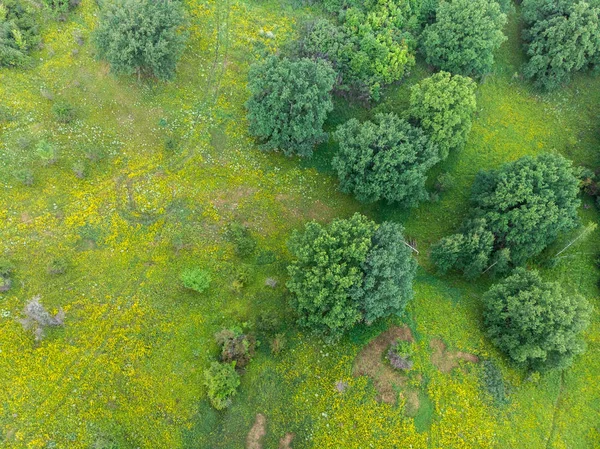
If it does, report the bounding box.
[0,0,599,448]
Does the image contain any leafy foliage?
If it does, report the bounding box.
[246,56,336,157]
[421,0,507,77]
[333,113,439,205]
[94,0,187,80]
[203,361,240,410]
[522,0,600,90]
[225,222,256,257]
[483,268,591,371]
[431,153,581,278]
[0,0,40,68]
[387,339,414,370]
[287,214,416,338]
[409,71,477,160]
[481,360,509,406]
[180,268,211,293]
[300,0,418,100]
[214,327,256,369]
[52,101,76,124]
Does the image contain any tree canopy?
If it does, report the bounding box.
[409,71,477,160]
[522,0,600,90]
[421,0,507,77]
[483,268,591,371]
[246,56,336,157]
[287,214,416,338]
[431,153,581,278]
[94,0,187,80]
[333,113,439,205]
[0,0,40,68]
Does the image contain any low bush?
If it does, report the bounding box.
[214,327,256,368]
[204,361,240,410]
[225,222,256,257]
[52,101,76,123]
[181,268,211,293]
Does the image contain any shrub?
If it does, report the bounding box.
[522,0,600,90]
[15,168,34,185]
[434,172,455,193]
[287,214,417,338]
[72,160,86,178]
[204,361,240,410]
[48,258,67,275]
[333,113,439,206]
[481,360,509,406]
[387,339,414,371]
[18,295,65,342]
[431,153,581,278]
[421,0,507,77]
[180,268,211,293]
[483,268,591,371]
[36,140,58,166]
[215,327,256,368]
[94,0,187,80]
[270,333,286,355]
[409,71,477,160]
[225,222,256,257]
[246,56,336,157]
[0,258,15,277]
[52,101,76,123]
[0,0,40,68]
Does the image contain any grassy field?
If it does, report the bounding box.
[1,1,599,448]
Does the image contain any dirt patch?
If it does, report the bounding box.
[246,413,267,449]
[279,433,294,449]
[352,326,414,404]
[404,390,421,417]
[430,338,479,373]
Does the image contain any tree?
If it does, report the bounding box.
[203,361,240,410]
[431,153,581,277]
[359,222,417,323]
[287,213,416,338]
[0,0,40,68]
[522,0,600,90]
[300,0,417,100]
[332,113,439,205]
[246,56,336,157]
[409,71,477,160]
[421,0,507,77]
[483,268,591,371]
[94,0,187,80]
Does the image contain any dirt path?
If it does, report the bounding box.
[246,413,267,449]
[429,338,479,373]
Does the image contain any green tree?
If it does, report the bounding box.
[287,214,416,338]
[483,268,591,371]
[246,56,336,157]
[203,361,240,410]
[0,0,40,68]
[409,71,477,160]
[301,0,417,100]
[360,222,417,323]
[431,153,581,277]
[94,0,187,80]
[522,0,600,90]
[332,113,439,205]
[421,0,507,77]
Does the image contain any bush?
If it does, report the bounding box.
[431,153,581,278]
[483,268,591,371]
[94,0,187,80]
[434,172,455,193]
[181,268,211,293]
[48,258,67,275]
[387,339,414,371]
[0,0,41,68]
[214,327,256,368]
[270,333,286,355]
[300,0,417,100]
[204,361,240,410]
[52,101,76,123]
[481,360,509,406]
[522,0,600,90]
[36,140,58,166]
[409,72,477,160]
[246,56,336,157]
[421,0,507,77]
[14,168,34,186]
[287,213,417,338]
[333,113,439,206]
[0,258,14,292]
[225,223,256,257]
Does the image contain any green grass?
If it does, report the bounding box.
[0,2,599,448]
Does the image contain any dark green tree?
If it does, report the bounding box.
[94,0,187,80]
[332,113,439,205]
[522,0,600,90]
[246,56,336,157]
[483,268,591,371]
[421,0,507,77]
[409,71,477,160]
[287,213,416,338]
[0,0,40,68]
[431,153,581,277]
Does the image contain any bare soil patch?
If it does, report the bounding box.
[429,338,479,373]
[279,433,295,449]
[246,413,267,449]
[352,326,414,404]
